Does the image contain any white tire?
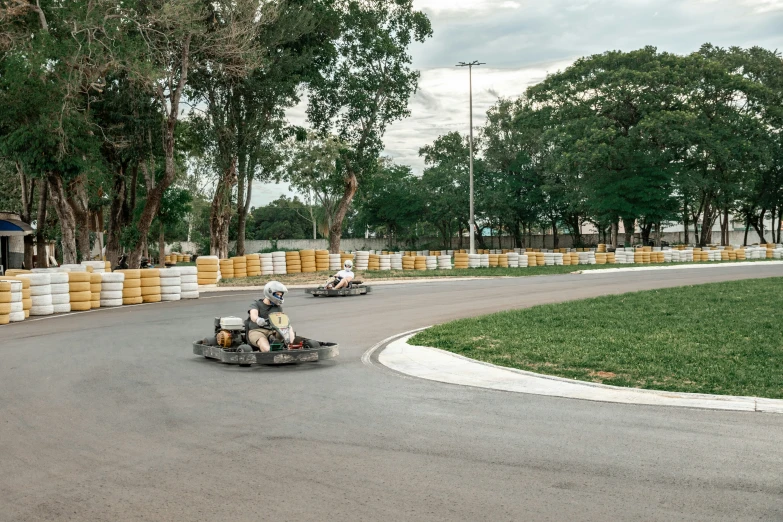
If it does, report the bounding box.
[160,278,181,287]
[101,272,125,283]
[18,273,51,285]
[10,302,23,313]
[32,295,53,306]
[180,283,198,292]
[51,293,70,305]
[178,267,197,275]
[30,284,52,296]
[159,268,181,278]
[49,273,69,284]
[10,291,22,302]
[160,294,181,302]
[50,283,69,294]
[160,286,180,295]
[180,275,198,284]
[102,282,124,292]
[180,291,199,299]
[9,311,25,322]
[100,299,123,307]
[53,303,71,313]
[100,291,123,300]
[30,304,54,316]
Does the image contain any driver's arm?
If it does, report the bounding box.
[249,308,260,322]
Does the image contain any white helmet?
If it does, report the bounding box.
[263,280,287,306]
[343,259,353,270]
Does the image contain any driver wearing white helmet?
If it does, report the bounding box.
[327,259,355,290]
[246,281,295,352]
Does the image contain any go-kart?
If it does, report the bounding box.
[193,313,339,366]
[305,276,371,297]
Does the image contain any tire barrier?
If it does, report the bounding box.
[67,272,91,312]
[100,272,125,307]
[300,249,317,273]
[90,272,102,309]
[437,255,452,270]
[0,279,24,322]
[246,254,261,277]
[329,254,342,272]
[285,251,301,274]
[116,269,142,305]
[81,261,106,273]
[179,266,199,299]
[354,251,370,271]
[20,273,53,316]
[425,255,437,270]
[231,256,247,278]
[159,267,181,302]
[219,258,235,280]
[390,254,403,270]
[0,281,11,325]
[316,250,330,272]
[272,251,287,275]
[140,268,161,303]
[260,253,274,275]
[196,256,220,285]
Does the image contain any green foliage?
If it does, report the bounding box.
[247,196,315,240]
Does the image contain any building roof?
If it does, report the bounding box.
[0,218,33,237]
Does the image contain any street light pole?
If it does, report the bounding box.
[456,61,484,255]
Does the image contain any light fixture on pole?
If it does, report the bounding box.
[456,60,484,255]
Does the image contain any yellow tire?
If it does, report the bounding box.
[0,303,11,314]
[122,287,142,298]
[140,268,160,278]
[140,286,160,296]
[68,272,91,283]
[69,291,92,303]
[69,281,91,292]
[123,297,143,305]
[0,292,10,304]
[140,277,161,287]
[90,283,102,293]
[0,314,9,325]
[70,301,92,311]
[22,288,31,299]
[142,294,161,303]
[198,266,218,274]
[116,269,141,279]
[123,279,141,289]
[22,298,32,309]
[91,300,100,309]
[197,279,218,285]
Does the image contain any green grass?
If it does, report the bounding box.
[410,277,783,399]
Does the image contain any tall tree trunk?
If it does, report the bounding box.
[158,225,166,265]
[106,163,130,269]
[235,157,252,256]
[47,174,78,264]
[744,216,750,246]
[210,158,237,258]
[611,220,618,249]
[35,181,48,268]
[622,218,635,246]
[551,219,559,249]
[328,171,358,254]
[70,177,91,261]
[17,164,35,268]
[129,35,191,269]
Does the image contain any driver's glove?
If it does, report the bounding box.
[256,317,268,327]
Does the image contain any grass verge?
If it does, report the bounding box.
[409,277,783,398]
[216,259,778,287]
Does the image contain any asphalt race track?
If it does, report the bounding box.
[2,265,782,521]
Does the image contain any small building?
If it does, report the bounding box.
[0,211,33,273]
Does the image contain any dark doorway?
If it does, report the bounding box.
[0,237,8,274]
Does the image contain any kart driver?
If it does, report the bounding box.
[246,281,295,352]
[327,259,354,290]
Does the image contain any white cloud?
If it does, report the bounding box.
[249,0,783,208]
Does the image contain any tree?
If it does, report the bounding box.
[307,0,431,253]
[356,159,424,247]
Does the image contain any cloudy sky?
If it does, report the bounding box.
[251,0,783,207]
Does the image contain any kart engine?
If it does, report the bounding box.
[214,316,245,347]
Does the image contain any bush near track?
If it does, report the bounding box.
[409,277,783,399]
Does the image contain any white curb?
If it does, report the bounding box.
[377,334,783,413]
